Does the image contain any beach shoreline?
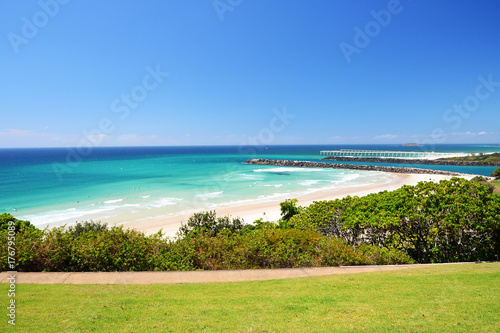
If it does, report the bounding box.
[120,172,471,237]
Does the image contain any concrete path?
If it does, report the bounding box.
[0,263,472,284]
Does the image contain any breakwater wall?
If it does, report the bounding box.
[245,159,479,177]
[322,156,500,166]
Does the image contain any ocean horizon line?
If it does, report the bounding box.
[1,142,500,150]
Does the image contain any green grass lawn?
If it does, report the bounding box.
[3,263,499,332]
[491,179,500,194]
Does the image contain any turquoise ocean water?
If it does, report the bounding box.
[1,144,498,228]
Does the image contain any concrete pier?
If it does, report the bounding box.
[320,149,465,159]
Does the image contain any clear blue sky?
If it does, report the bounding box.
[1,0,500,147]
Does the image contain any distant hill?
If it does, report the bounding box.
[402,143,420,146]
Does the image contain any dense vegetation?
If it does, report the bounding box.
[289,178,500,263]
[1,177,499,271]
[0,213,35,234]
[0,212,411,272]
[439,152,500,163]
[491,166,500,179]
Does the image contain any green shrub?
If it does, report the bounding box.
[279,199,303,225]
[471,176,488,182]
[67,221,108,237]
[240,218,278,233]
[1,222,169,272]
[288,196,353,234]
[0,219,413,272]
[172,228,413,270]
[0,213,35,233]
[242,229,322,268]
[178,211,245,237]
[471,176,495,194]
[289,178,500,263]
[491,166,500,179]
[66,226,166,271]
[4,176,498,271]
[0,224,44,271]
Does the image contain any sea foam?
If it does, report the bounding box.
[195,191,224,200]
[253,167,324,173]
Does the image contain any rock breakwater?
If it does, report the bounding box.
[245,159,478,177]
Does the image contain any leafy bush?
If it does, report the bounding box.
[290,178,500,263]
[288,197,353,234]
[178,211,245,237]
[1,224,44,271]
[7,176,495,271]
[491,166,500,179]
[279,199,303,225]
[3,224,169,272]
[0,213,35,233]
[67,221,109,237]
[171,228,413,270]
[66,226,167,272]
[241,218,278,233]
[471,176,495,194]
[0,220,413,272]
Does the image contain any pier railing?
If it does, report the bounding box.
[320,149,464,159]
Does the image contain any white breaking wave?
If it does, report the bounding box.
[195,191,224,200]
[235,173,262,180]
[22,202,141,227]
[299,180,321,186]
[104,198,124,204]
[253,167,324,173]
[329,173,361,183]
[146,197,183,208]
[23,195,186,227]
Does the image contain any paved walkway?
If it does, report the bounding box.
[0,263,473,284]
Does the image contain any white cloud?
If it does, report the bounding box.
[113,134,161,146]
[0,129,68,147]
[450,131,489,137]
[117,134,138,141]
[84,133,109,143]
[0,128,52,138]
[374,134,398,140]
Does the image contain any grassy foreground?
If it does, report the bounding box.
[3,263,499,332]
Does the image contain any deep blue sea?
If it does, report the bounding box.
[1,144,498,228]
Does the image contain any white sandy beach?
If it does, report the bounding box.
[121,172,473,237]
